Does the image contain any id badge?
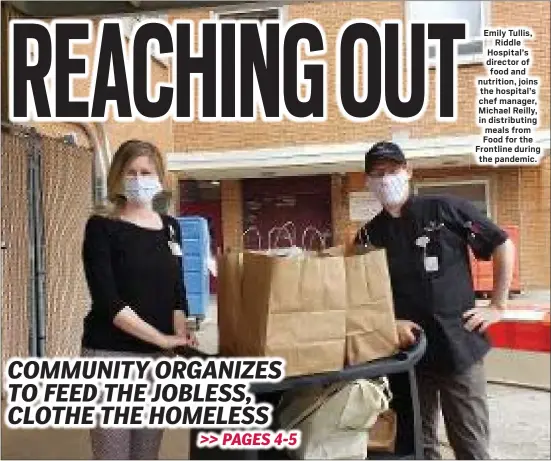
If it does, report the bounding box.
[424,256,439,272]
[168,241,183,256]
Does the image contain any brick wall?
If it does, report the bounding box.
[511,155,550,289]
[169,0,550,291]
[221,180,243,250]
[331,175,347,247]
[172,1,550,152]
[171,2,550,290]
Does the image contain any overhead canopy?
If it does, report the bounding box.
[167,130,551,180]
[4,1,252,18]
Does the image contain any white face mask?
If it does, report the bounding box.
[123,175,162,205]
[368,170,410,207]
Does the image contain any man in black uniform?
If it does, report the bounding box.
[355,142,515,459]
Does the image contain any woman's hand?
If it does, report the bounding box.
[184,331,199,348]
[177,326,199,348]
[159,334,190,350]
[113,307,193,350]
[396,320,421,349]
[173,310,199,348]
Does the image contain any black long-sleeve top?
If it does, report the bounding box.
[354,195,508,374]
[81,214,189,353]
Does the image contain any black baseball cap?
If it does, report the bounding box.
[364,141,406,173]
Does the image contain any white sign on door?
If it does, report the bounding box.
[349,191,382,222]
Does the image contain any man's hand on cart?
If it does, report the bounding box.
[396,320,421,349]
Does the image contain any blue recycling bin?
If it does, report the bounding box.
[177,216,210,326]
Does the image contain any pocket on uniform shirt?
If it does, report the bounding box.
[423,225,465,279]
[421,237,444,279]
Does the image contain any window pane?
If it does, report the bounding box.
[415,183,488,216]
[218,8,280,22]
[408,1,481,37]
[429,40,484,58]
[180,180,221,203]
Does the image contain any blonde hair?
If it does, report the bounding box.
[98,140,172,216]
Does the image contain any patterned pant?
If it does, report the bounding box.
[89,425,164,460]
[81,348,165,460]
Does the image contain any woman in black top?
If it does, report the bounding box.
[81,140,196,459]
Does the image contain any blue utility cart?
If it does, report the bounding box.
[177,216,210,328]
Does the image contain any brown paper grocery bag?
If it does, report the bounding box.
[367,409,397,453]
[344,247,399,365]
[237,251,347,377]
[319,245,399,365]
[216,251,243,356]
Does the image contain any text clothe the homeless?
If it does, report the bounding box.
[355,194,509,374]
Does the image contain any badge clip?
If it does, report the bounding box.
[167,224,182,256]
[415,235,430,248]
[423,221,445,234]
[168,241,183,256]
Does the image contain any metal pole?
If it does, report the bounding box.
[30,128,47,357]
[26,129,38,357]
[67,122,107,209]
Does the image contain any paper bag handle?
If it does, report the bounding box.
[357,227,371,246]
[358,377,392,414]
[301,226,326,251]
[281,221,297,246]
[268,226,293,250]
[242,226,262,250]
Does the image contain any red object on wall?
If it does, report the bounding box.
[470,225,521,294]
[487,318,550,353]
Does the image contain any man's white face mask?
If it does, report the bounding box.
[368,170,410,207]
